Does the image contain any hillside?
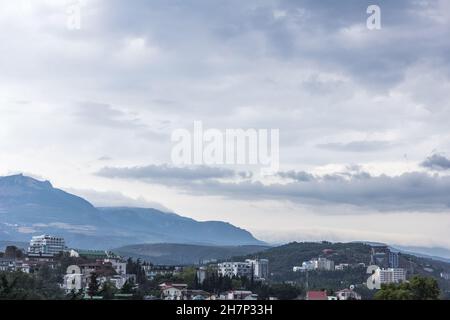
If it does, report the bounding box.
[112,243,270,265]
[0,174,264,248]
[237,242,450,297]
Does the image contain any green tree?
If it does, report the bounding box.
[375,276,440,300]
[87,272,100,298]
[409,276,440,300]
[120,280,135,294]
[101,281,117,300]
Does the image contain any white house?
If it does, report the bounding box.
[336,288,362,300]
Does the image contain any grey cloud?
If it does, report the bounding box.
[96,164,248,183]
[277,170,315,182]
[421,154,450,171]
[198,171,450,212]
[317,140,394,152]
[98,164,450,212]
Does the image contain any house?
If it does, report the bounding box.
[159,283,188,300]
[306,291,328,300]
[70,249,108,260]
[336,289,362,300]
[335,263,350,271]
[182,290,212,300]
[104,258,127,275]
[222,290,258,300]
[0,258,30,273]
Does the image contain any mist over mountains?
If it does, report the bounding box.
[0,174,264,249]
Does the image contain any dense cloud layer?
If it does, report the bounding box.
[96,163,450,212]
[1,0,450,246]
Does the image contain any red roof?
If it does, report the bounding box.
[307,291,328,300]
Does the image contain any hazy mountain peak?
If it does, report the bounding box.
[0,174,53,190]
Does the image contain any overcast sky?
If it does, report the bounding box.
[1,0,450,248]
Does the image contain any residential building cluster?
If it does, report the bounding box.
[306,287,362,301]
[366,245,407,290]
[0,234,138,297]
[158,282,259,300]
[293,257,335,272]
[62,253,135,294]
[217,259,269,280]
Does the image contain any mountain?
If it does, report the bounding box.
[0,174,264,249]
[390,245,450,263]
[112,243,270,265]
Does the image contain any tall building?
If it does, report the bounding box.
[27,235,66,257]
[389,251,399,268]
[245,259,269,280]
[370,245,390,267]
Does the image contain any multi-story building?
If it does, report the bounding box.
[293,261,315,272]
[245,259,269,280]
[196,266,207,285]
[379,268,406,284]
[389,251,400,268]
[313,257,335,271]
[366,267,407,290]
[27,235,66,257]
[218,259,269,280]
[218,262,253,278]
[370,245,389,267]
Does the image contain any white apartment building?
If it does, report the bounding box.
[293,258,334,272]
[313,257,335,271]
[245,259,269,280]
[28,235,66,256]
[218,262,252,278]
[378,268,406,284]
[366,267,407,290]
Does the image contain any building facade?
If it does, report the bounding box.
[245,259,269,280]
[218,262,252,278]
[27,235,66,257]
[366,266,407,290]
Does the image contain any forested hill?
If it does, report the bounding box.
[237,241,450,296]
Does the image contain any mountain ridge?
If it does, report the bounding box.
[0,174,264,248]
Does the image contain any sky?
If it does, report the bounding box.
[1,0,450,249]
